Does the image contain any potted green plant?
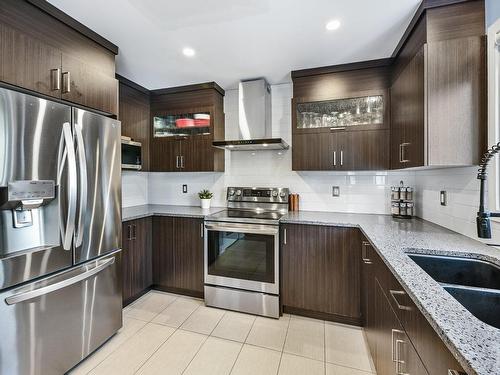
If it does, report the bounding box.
[198,189,214,209]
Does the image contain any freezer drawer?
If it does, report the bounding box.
[0,250,122,375]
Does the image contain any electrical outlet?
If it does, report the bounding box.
[440,190,447,206]
[332,186,340,197]
[182,184,188,193]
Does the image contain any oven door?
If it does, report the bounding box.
[204,221,279,295]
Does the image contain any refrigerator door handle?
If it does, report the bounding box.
[74,122,87,247]
[5,257,115,305]
[57,122,78,251]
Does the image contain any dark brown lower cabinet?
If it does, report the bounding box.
[281,224,361,324]
[374,279,428,375]
[152,216,204,298]
[122,218,152,306]
[362,239,467,375]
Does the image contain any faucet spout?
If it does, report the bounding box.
[477,142,500,238]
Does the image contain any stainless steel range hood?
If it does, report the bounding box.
[212,79,289,151]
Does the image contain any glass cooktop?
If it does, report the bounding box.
[207,209,285,224]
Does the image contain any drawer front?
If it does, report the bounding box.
[0,251,122,375]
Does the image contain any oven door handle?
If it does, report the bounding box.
[205,223,279,235]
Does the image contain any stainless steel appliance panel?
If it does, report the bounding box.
[121,139,142,170]
[204,221,279,295]
[0,87,73,288]
[205,285,279,318]
[0,250,122,375]
[73,108,121,264]
[0,87,71,185]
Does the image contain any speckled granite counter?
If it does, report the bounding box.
[122,204,225,222]
[282,211,500,375]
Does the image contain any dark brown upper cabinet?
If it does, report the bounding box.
[60,53,118,115]
[292,0,486,172]
[150,84,225,172]
[292,130,389,171]
[0,0,119,115]
[291,64,391,171]
[119,78,151,171]
[391,0,486,169]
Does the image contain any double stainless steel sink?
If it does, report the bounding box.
[408,253,500,329]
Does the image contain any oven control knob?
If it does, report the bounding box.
[229,189,235,196]
[279,191,286,198]
[236,189,242,196]
[272,191,278,197]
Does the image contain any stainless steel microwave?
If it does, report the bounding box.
[121,139,142,170]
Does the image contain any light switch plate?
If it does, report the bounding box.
[332,186,340,197]
[182,184,188,193]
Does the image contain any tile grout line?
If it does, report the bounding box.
[324,320,326,374]
[80,313,153,374]
[180,331,211,375]
[228,315,258,375]
[83,292,167,375]
[206,309,227,336]
[276,314,292,374]
[132,323,177,375]
[125,292,181,375]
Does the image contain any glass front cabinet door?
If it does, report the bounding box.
[153,108,212,138]
[293,90,388,133]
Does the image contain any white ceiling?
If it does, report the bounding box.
[48,0,421,90]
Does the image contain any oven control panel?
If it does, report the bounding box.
[227,187,289,203]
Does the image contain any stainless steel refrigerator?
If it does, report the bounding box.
[0,86,122,375]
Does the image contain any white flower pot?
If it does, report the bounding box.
[200,198,211,209]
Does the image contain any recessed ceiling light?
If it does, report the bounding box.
[182,47,196,57]
[326,19,341,31]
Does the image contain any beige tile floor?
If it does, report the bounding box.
[68,291,376,375]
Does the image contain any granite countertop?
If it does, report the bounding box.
[121,205,500,374]
[282,211,500,375]
[122,204,225,222]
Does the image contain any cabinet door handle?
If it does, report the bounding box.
[181,155,185,169]
[340,150,344,166]
[62,71,71,93]
[50,68,61,91]
[127,225,132,240]
[391,329,405,364]
[390,290,412,311]
[333,151,337,166]
[283,228,287,245]
[400,143,410,163]
[200,223,204,238]
[175,156,180,169]
[361,241,372,264]
[395,339,406,375]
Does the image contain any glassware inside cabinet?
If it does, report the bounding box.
[296,95,384,130]
[153,111,211,138]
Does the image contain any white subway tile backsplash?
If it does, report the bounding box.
[122,171,149,207]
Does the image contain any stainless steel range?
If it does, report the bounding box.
[204,187,289,318]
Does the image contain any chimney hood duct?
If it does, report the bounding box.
[212,79,289,151]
